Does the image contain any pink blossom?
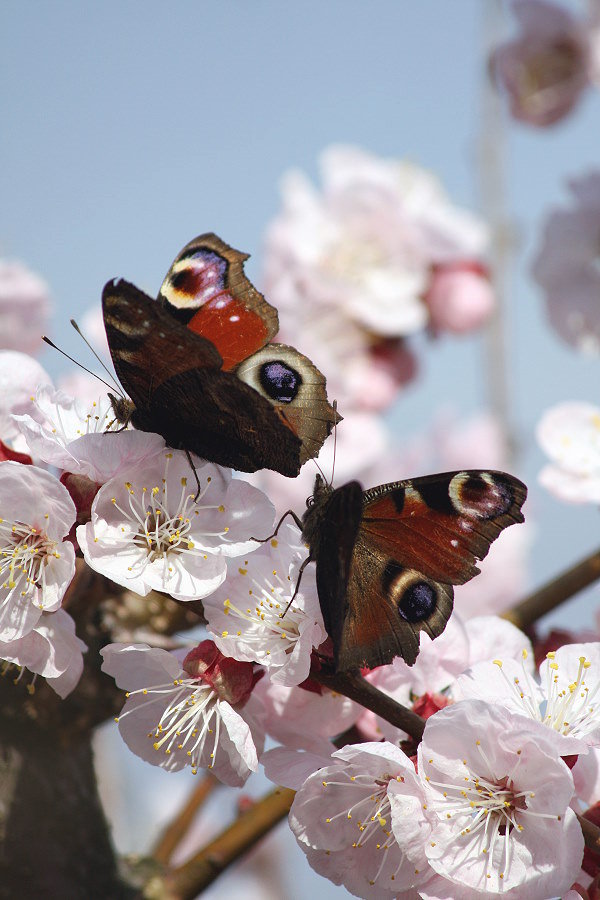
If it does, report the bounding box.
[12,385,152,479]
[101,641,265,786]
[255,675,361,749]
[78,452,274,601]
[491,0,591,127]
[288,741,433,897]
[0,351,51,447]
[359,614,531,743]
[263,145,490,412]
[418,700,584,896]
[454,642,600,757]
[0,462,76,641]
[203,522,326,686]
[537,401,600,502]
[0,261,52,356]
[425,262,494,334]
[0,609,86,698]
[261,744,335,790]
[533,173,600,353]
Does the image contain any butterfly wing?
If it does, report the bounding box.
[102,278,223,411]
[306,480,364,656]
[158,233,338,468]
[314,471,526,672]
[360,470,527,584]
[158,232,279,371]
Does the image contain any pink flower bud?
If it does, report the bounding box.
[426,261,494,333]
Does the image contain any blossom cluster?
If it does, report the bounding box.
[4,339,592,895]
[262,144,494,416]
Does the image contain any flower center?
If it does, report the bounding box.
[323,235,387,286]
[220,549,305,657]
[0,518,59,602]
[493,651,600,740]
[426,739,564,885]
[121,676,221,775]
[320,769,410,885]
[109,462,230,575]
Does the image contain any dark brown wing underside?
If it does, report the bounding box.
[102,278,222,411]
[130,368,303,475]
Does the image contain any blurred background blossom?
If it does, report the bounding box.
[533,171,600,353]
[491,0,600,127]
[0,261,51,356]
[263,145,493,413]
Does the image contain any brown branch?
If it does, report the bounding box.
[162,787,295,899]
[152,773,219,865]
[311,668,425,741]
[577,813,600,855]
[502,548,600,631]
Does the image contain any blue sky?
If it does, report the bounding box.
[3,2,600,894]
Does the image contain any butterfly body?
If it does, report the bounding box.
[302,470,527,672]
[103,234,337,476]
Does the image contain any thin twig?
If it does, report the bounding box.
[311,668,425,741]
[152,773,219,865]
[162,787,295,899]
[502,547,600,631]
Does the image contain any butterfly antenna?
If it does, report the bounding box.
[70,319,123,395]
[312,456,328,484]
[330,400,339,486]
[41,335,118,394]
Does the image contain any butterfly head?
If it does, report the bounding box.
[301,474,334,545]
[108,392,135,428]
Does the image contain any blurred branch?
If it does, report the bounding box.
[311,668,425,741]
[502,546,600,630]
[478,0,517,463]
[152,773,219,865]
[162,787,295,899]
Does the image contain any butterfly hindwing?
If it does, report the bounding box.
[338,541,455,670]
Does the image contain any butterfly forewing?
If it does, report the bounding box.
[360,470,527,585]
[102,279,222,410]
[158,233,279,371]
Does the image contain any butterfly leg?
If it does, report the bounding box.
[184,449,202,500]
[250,509,304,543]
[280,552,313,618]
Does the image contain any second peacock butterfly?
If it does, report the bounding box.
[301,469,527,672]
[102,233,338,476]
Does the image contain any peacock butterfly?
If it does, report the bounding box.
[102,233,338,476]
[300,469,527,672]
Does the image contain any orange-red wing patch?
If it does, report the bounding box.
[187,292,270,370]
[360,471,527,586]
